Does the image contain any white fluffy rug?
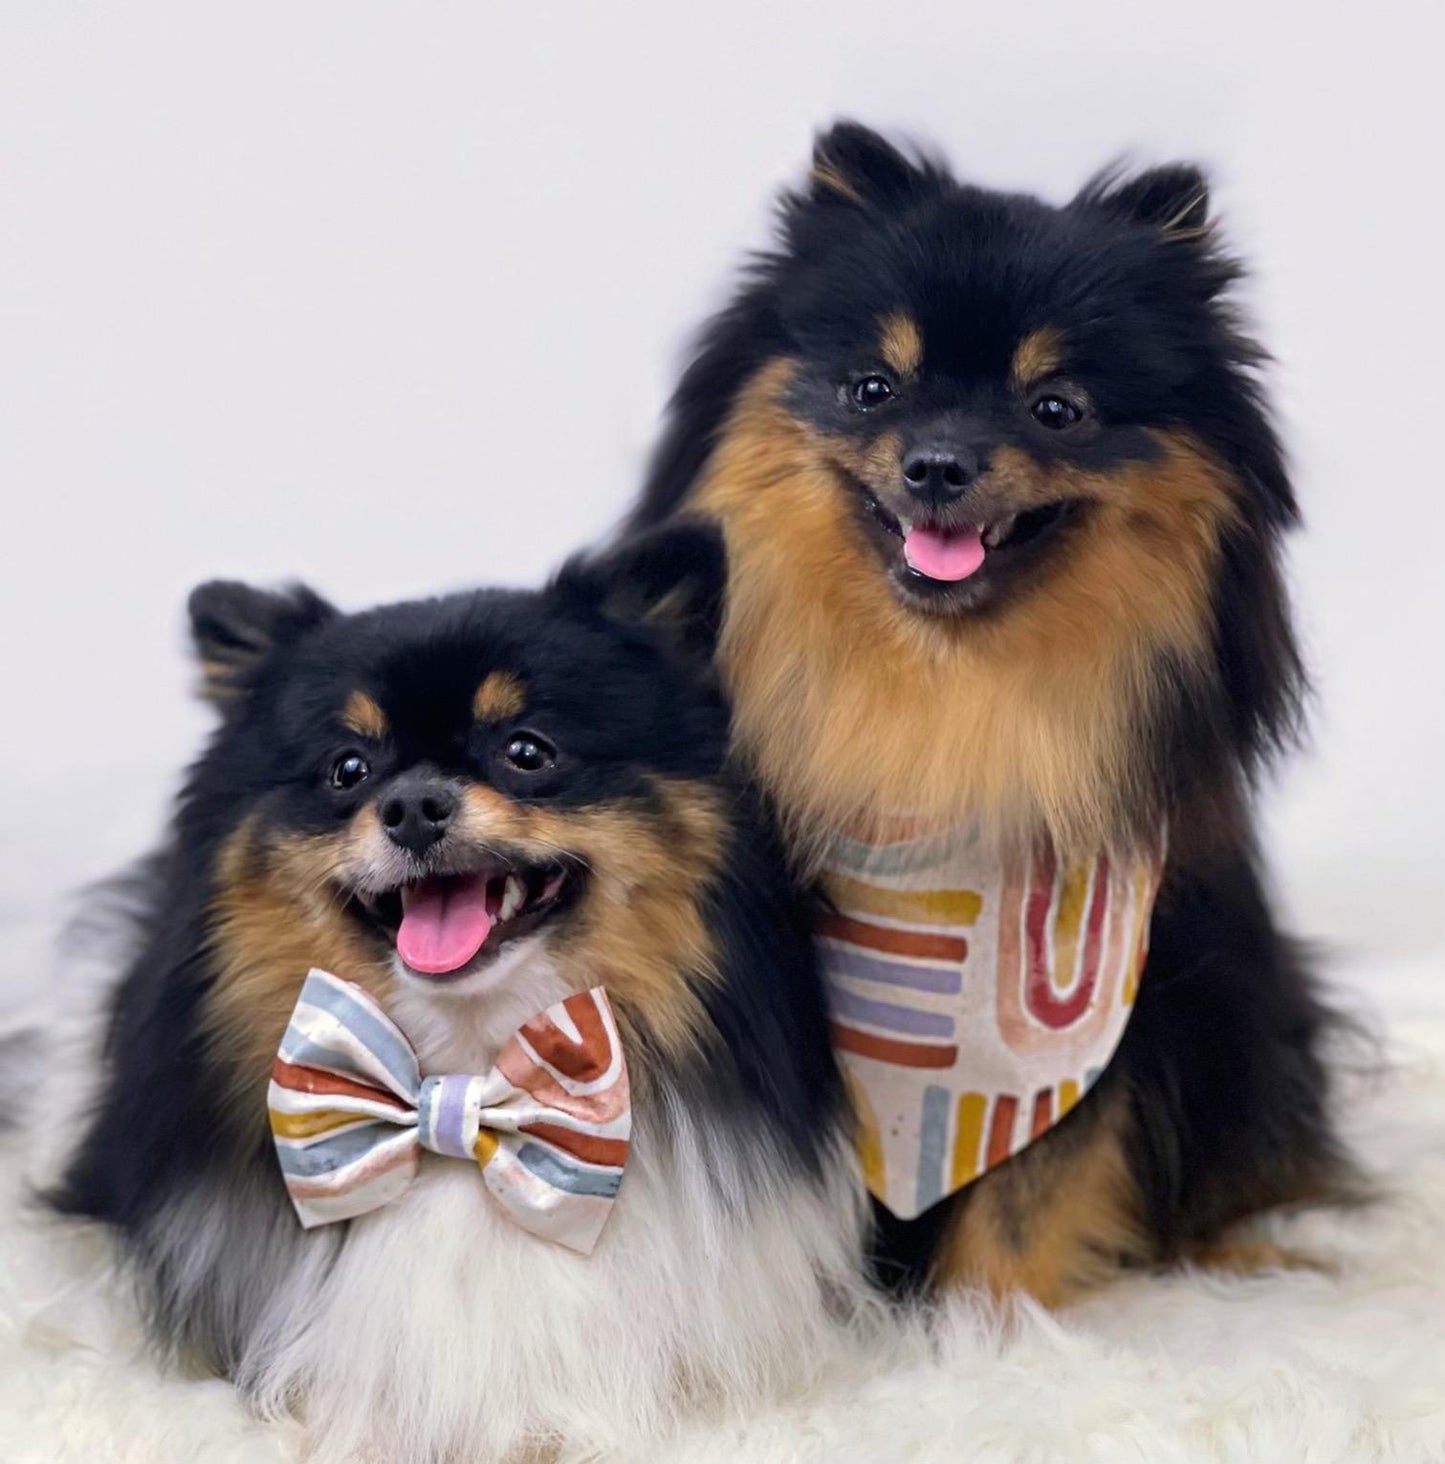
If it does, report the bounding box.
[2,950,1443,1464]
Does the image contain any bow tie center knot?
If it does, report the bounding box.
[417,1072,495,1162]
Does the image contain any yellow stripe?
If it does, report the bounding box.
[472,1129,499,1169]
[1057,1079,1080,1119]
[844,1072,886,1201]
[269,1107,369,1140]
[1123,858,1152,1005]
[1050,857,1090,992]
[950,1091,989,1189]
[828,875,983,927]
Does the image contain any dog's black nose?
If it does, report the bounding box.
[901,446,979,505]
[379,776,457,857]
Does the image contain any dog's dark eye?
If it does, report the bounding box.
[851,375,895,409]
[501,734,556,775]
[1031,394,1084,430]
[330,753,371,791]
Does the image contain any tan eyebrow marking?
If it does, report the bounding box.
[1012,327,1065,386]
[878,311,923,376]
[340,690,388,740]
[473,671,526,723]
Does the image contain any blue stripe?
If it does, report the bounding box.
[818,942,962,995]
[416,1077,435,1152]
[828,825,979,878]
[516,1142,622,1199]
[296,972,420,1099]
[827,987,956,1038]
[276,1120,392,1178]
[915,1085,951,1215]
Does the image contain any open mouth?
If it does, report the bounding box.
[349,858,577,980]
[860,490,1078,606]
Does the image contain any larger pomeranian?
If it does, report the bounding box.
[628,122,1348,1303]
[46,523,868,1462]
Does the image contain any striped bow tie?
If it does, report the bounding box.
[268,969,631,1255]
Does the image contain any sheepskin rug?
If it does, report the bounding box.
[2,941,1441,1464]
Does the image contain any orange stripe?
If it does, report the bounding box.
[830,1022,958,1069]
[518,992,612,1083]
[1030,1087,1053,1138]
[986,1095,1019,1168]
[817,911,967,961]
[271,1059,407,1110]
[520,1122,629,1167]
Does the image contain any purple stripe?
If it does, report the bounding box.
[818,942,962,995]
[828,987,956,1038]
[420,1075,472,1160]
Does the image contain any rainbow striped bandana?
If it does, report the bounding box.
[268,970,631,1254]
[820,821,1163,1220]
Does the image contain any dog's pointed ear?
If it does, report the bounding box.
[1079,162,1211,240]
[557,519,727,664]
[808,120,925,208]
[188,579,337,709]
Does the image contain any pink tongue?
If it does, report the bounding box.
[904,525,986,582]
[396,875,495,975]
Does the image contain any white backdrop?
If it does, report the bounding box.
[3,2,1442,1020]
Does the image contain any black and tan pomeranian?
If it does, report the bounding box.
[46,523,868,1461]
[629,122,1348,1304]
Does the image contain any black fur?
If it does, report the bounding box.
[628,122,1348,1278]
[52,521,848,1367]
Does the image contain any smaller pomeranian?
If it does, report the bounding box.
[47,522,867,1462]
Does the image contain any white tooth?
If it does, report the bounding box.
[399,884,415,911]
[499,874,525,921]
[985,514,1016,548]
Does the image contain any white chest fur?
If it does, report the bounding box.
[242,947,871,1462]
